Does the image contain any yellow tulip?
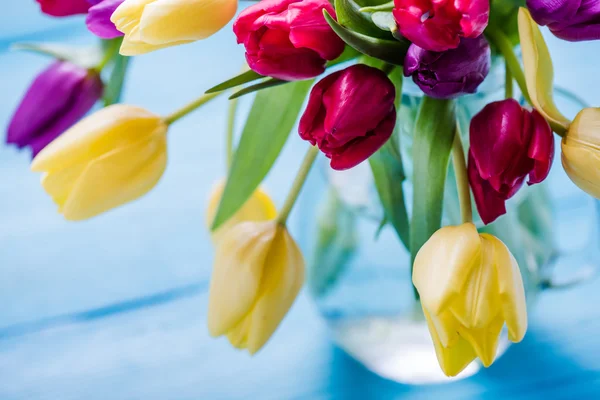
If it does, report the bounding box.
[31,105,167,221]
[413,222,527,377]
[562,108,600,198]
[206,181,277,242]
[112,0,238,56]
[207,221,305,354]
[518,7,570,133]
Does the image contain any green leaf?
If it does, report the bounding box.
[211,79,314,230]
[410,97,456,265]
[324,10,409,66]
[371,11,396,32]
[308,190,358,297]
[12,42,103,68]
[205,70,264,94]
[335,0,391,39]
[359,1,394,12]
[229,78,287,100]
[103,53,130,106]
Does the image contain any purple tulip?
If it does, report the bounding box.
[86,0,124,39]
[527,0,600,41]
[403,36,491,99]
[7,61,103,157]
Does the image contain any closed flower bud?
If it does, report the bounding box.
[468,99,554,224]
[393,0,489,52]
[36,0,90,16]
[111,0,237,56]
[233,0,345,80]
[31,105,168,221]
[298,65,396,170]
[413,222,527,377]
[562,107,600,198]
[527,0,600,42]
[7,61,103,157]
[404,36,491,99]
[207,221,304,354]
[206,181,277,242]
[87,0,125,39]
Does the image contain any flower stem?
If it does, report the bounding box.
[94,38,120,73]
[276,146,319,226]
[485,27,531,105]
[452,125,473,224]
[226,97,239,170]
[163,92,222,125]
[505,59,514,99]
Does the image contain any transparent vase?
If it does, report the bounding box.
[300,76,598,384]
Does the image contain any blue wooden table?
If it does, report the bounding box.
[1,4,600,399]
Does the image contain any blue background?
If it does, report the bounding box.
[1,3,600,399]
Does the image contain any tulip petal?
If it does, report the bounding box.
[40,162,87,212]
[482,234,528,342]
[60,135,167,220]
[207,222,277,337]
[561,141,600,198]
[245,227,305,354]
[423,307,477,377]
[457,314,504,367]
[518,8,571,132]
[427,310,461,348]
[413,223,482,315]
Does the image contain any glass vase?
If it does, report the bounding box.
[300,79,598,384]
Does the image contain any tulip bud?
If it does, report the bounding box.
[36,0,90,16]
[526,0,600,42]
[233,0,345,80]
[413,222,527,377]
[404,37,491,99]
[87,0,125,39]
[393,0,489,52]
[206,181,277,243]
[562,107,600,198]
[111,0,238,56]
[298,65,396,170]
[31,104,168,221]
[468,99,554,224]
[207,221,305,354]
[7,61,103,157]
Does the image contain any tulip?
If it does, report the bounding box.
[526,0,600,42]
[233,0,345,80]
[413,222,527,377]
[7,61,103,157]
[111,0,238,56]
[206,181,277,242]
[36,0,90,16]
[404,36,491,99]
[87,0,125,39]
[393,0,489,52]
[31,105,168,221]
[562,108,600,198]
[298,65,396,170]
[468,99,554,224]
[207,221,305,354]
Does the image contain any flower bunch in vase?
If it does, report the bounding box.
[7,0,600,379]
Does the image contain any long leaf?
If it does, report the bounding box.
[335,0,391,39]
[410,97,456,265]
[205,70,264,94]
[229,78,287,100]
[12,42,103,68]
[211,79,314,230]
[324,10,408,66]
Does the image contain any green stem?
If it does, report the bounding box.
[276,146,319,226]
[226,97,239,170]
[94,39,119,73]
[163,92,222,125]
[452,125,473,224]
[485,27,531,105]
[505,59,514,99]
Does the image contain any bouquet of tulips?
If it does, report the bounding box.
[7,0,600,377]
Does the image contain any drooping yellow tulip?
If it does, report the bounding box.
[111,0,238,56]
[207,221,305,354]
[205,181,277,242]
[413,223,527,377]
[31,105,168,221]
[562,108,600,198]
[518,7,571,133]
